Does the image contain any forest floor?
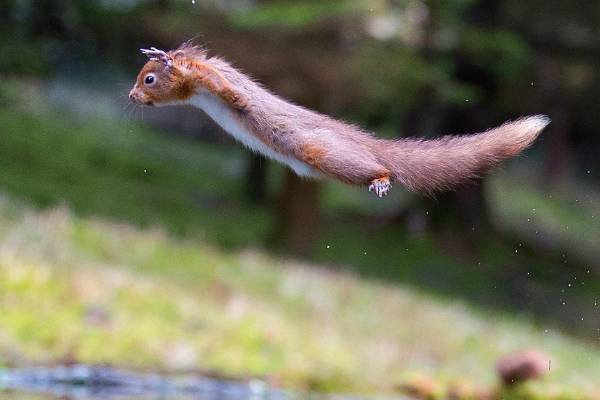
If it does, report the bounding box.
[0,80,599,399]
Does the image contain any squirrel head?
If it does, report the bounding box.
[129,44,207,106]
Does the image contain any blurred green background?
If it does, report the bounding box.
[0,0,599,399]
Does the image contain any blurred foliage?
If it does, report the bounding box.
[3,0,596,151]
[228,0,356,29]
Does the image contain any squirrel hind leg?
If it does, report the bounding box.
[368,176,392,198]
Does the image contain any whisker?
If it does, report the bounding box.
[134,105,142,121]
[119,102,135,125]
[127,103,137,121]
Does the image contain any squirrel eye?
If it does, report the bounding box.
[144,74,156,86]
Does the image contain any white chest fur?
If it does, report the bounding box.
[188,93,319,178]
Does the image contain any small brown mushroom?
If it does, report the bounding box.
[496,349,550,386]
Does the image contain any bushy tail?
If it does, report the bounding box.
[381,115,549,194]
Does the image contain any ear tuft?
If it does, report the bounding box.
[140,47,173,67]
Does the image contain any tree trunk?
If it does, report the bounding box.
[274,170,321,257]
[244,154,269,204]
[535,53,572,188]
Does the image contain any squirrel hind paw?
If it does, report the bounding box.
[368,177,391,198]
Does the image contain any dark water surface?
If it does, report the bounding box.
[0,365,408,400]
[0,365,290,400]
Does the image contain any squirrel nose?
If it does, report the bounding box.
[128,92,135,102]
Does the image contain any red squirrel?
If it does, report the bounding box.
[129,42,549,197]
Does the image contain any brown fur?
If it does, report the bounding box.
[300,143,328,171]
[129,43,549,195]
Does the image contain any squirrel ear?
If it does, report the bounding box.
[140,47,173,67]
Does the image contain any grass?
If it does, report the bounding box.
[0,80,273,247]
[0,79,599,398]
[490,173,600,273]
[1,196,599,398]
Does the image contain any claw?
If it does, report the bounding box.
[368,177,391,198]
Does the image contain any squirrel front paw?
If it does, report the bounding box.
[369,177,391,198]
